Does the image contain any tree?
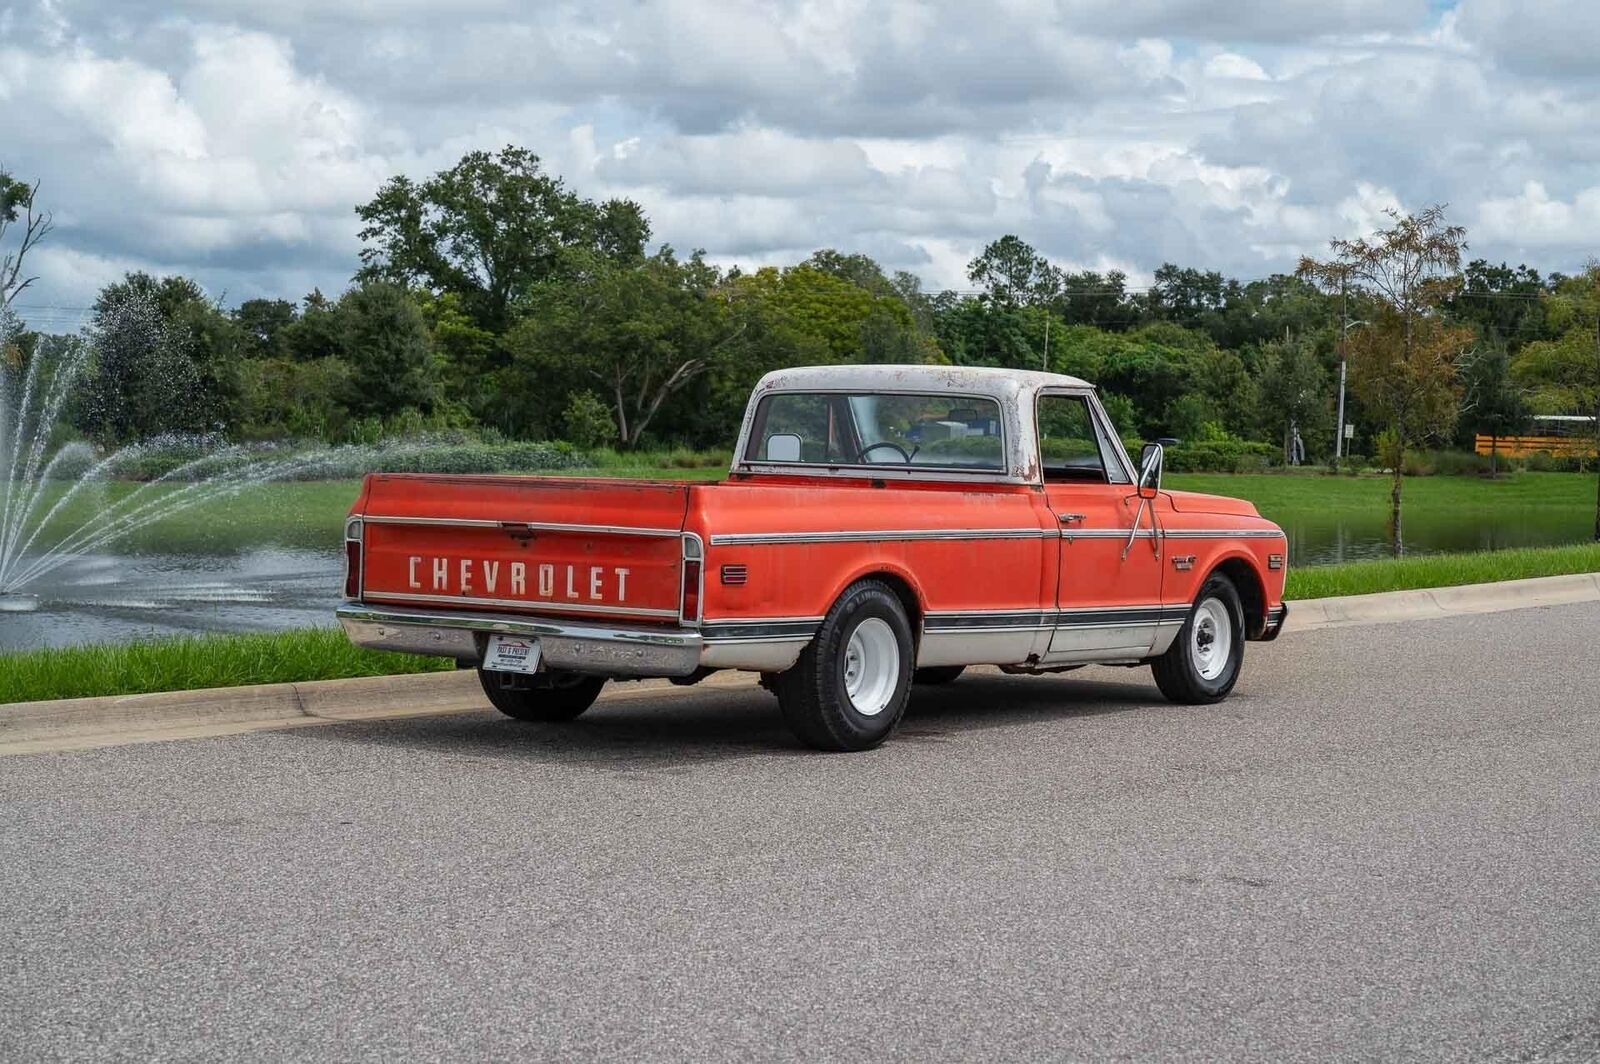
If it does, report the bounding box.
[1256,336,1330,464]
[0,170,52,310]
[1512,265,1600,538]
[966,236,1061,308]
[506,249,741,448]
[356,146,649,332]
[1446,261,1552,350]
[77,273,245,443]
[1459,344,1527,475]
[339,282,439,420]
[233,298,298,359]
[1300,206,1472,552]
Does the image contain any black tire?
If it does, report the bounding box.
[1151,572,1245,704]
[478,669,606,722]
[913,665,966,685]
[775,579,914,752]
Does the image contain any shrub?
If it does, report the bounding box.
[562,391,617,450]
[1164,439,1277,473]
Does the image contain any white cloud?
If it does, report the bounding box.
[4,0,1600,326]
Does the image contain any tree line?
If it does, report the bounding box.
[2,148,1597,499]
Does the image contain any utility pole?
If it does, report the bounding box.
[1593,311,1599,541]
[1043,315,1050,373]
[1334,280,1349,470]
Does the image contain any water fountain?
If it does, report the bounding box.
[0,306,386,639]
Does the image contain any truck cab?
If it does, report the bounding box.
[339,366,1287,751]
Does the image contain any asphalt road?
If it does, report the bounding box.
[3,603,1599,1063]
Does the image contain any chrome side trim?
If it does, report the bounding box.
[708,528,1049,546]
[1162,528,1286,539]
[361,515,682,538]
[361,590,681,620]
[922,604,1190,634]
[337,603,702,677]
[701,617,824,642]
[709,526,1281,547]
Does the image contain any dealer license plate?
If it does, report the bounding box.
[483,634,542,674]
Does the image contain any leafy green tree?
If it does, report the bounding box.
[802,249,897,298]
[561,390,616,450]
[1300,206,1471,551]
[1512,266,1600,536]
[1052,270,1133,329]
[282,290,347,363]
[1447,261,1552,350]
[356,146,649,332]
[233,298,298,359]
[238,356,353,440]
[0,170,51,310]
[1256,336,1330,463]
[76,273,245,442]
[506,249,738,447]
[339,282,439,420]
[967,236,1061,308]
[1459,343,1527,474]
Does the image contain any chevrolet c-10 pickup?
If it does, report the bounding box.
[337,365,1288,751]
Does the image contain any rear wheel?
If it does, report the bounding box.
[1151,573,1244,704]
[913,665,965,685]
[478,669,606,722]
[776,580,913,752]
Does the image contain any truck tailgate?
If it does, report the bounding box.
[354,475,691,623]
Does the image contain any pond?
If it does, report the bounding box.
[0,474,1591,652]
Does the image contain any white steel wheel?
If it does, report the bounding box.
[843,617,900,717]
[1151,572,1244,706]
[1189,597,1234,682]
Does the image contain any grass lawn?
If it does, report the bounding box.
[3,539,1597,705]
[0,628,452,706]
[1284,541,1600,599]
[1167,470,1594,524]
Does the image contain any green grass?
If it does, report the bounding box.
[4,540,1596,705]
[1167,470,1592,523]
[1284,541,1600,600]
[0,627,452,706]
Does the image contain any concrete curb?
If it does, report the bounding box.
[1282,571,1600,633]
[3,570,1597,755]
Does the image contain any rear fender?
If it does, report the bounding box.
[824,558,930,645]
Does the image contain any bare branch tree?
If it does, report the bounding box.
[0,173,54,310]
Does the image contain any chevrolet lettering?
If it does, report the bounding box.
[339,366,1289,752]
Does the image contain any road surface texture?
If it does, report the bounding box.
[3,602,1598,1062]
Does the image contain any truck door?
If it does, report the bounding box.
[1036,391,1166,661]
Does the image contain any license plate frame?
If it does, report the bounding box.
[483,634,542,675]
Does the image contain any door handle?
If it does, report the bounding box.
[1057,513,1087,523]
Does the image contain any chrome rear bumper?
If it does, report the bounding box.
[336,602,703,677]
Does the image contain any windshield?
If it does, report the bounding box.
[745,392,1005,472]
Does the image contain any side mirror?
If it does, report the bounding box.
[1136,442,1164,500]
[765,433,802,462]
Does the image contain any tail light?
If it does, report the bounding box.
[343,518,363,599]
[680,533,703,625]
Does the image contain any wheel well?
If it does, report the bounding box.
[854,571,923,649]
[1213,558,1266,638]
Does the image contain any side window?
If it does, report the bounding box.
[1037,394,1125,484]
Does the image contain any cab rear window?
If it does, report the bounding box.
[746,393,1005,471]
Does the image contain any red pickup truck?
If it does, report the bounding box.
[338,366,1287,751]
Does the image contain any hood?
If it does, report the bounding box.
[1161,489,1262,518]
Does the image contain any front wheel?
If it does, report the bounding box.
[1151,573,1244,704]
[478,669,606,722]
[775,579,914,751]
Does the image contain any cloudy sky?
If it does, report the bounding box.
[3,0,1598,328]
